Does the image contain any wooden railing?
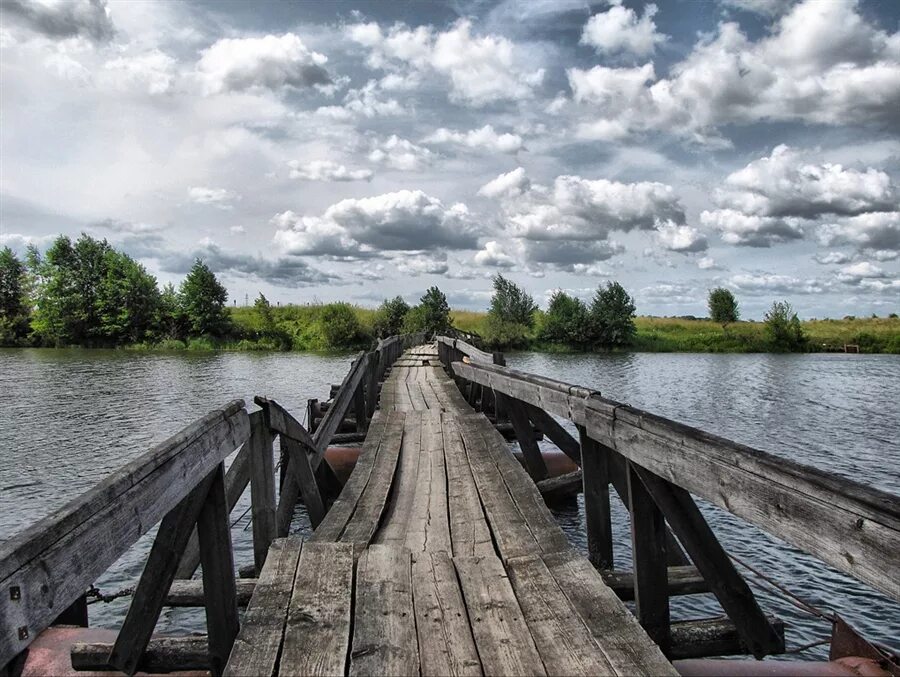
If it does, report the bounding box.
[0,332,426,674]
[443,345,900,659]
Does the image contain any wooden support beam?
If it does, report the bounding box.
[365,350,379,419]
[634,466,784,659]
[166,579,256,607]
[502,395,548,482]
[74,637,209,673]
[627,461,670,655]
[668,616,785,660]
[282,436,326,529]
[353,365,368,433]
[579,427,613,569]
[527,404,581,464]
[248,410,276,574]
[601,566,709,602]
[197,463,240,676]
[108,470,217,674]
[536,470,582,502]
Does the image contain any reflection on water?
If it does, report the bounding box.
[1,349,897,656]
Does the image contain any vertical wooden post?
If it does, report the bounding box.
[197,462,240,676]
[627,460,670,654]
[282,436,326,529]
[503,395,548,481]
[365,350,378,419]
[354,357,368,433]
[578,426,613,569]
[492,352,507,422]
[306,399,318,434]
[248,410,276,574]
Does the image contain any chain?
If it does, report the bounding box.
[86,584,133,605]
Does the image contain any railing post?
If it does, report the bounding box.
[354,355,368,433]
[248,410,276,574]
[365,350,378,419]
[492,352,507,422]
[578,426,613,569]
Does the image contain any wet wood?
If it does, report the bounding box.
[503,396,548,481]
[668,616,785,660]
[283,436,326,529]
[601,566,708,602]
[165,578,256,607]
[580,427,613,569]
[73,636,209,672]
[536,470,583,501]
[247,410,276,573]
[525,403,581,464]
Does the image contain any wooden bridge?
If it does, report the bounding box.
[1,335,898,676]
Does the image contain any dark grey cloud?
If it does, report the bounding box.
[4,0,114,42]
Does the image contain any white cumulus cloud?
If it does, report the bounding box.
[424,125,523,153]
[288,160,373,182]
[581,2,667,57]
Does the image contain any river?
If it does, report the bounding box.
[1,348,897,658]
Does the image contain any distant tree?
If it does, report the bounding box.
[318,302,365,349]
[179,259,230,337]
[158,282,185,340]
[0,247,31,345]
[764,300,807,352]
[708,287,739,330]
[254,293,277,335]
[373,296,410,338]
[588,281,636,347]
[539,290,589,346]
[405,286,452,335]
[96,250,161,343]
[488,274,537,327]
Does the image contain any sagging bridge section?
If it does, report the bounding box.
[0,334,897,676]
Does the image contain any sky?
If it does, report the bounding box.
[1,0,898,319]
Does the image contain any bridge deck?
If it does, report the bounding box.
[225,345,675,676]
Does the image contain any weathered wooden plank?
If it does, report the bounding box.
[314,352,368,453]
[453,555,546,676]
[223,538,302,677]
[166,578,256,607]
[255,396,316,449]
[108,470,218,674]
[311,412,390,543]
[350,546,418,676]
[354,373,368,433]
[280,542,354,677]
[365,350,379,419]
[376,413,422,547]
[283,436,326,529]
[542,549,677,676]
[633,466,783,658]
[275,437,302,538]
[176,439,252,580]
[411,552,482,676]
[601,566,708,602]
[525,404,581,464]
[507,554,616,676]
[580,428,613,569]
[73,637,209,673]
[0,403,248,667]
[627,461,671,654]
[536,470,583,501]
[503,396,548,481]
[197,463,240,675]
[406,414,451,557]
[668,616,785,660]
[339,413,406,552]
[248,410,276,573]
[441,416,495,558]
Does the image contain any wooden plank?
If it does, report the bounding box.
[311,413,390,543]
[536,470,583,501]
[275,437,302,538]
[375,412,422,547]
[339,413,405,552]
[633,466,783,658]
[365,350,379,419]
[197,463,240,675]
[74,637,209,673]
[283,436,326,529]
[580,427,613,569]
[453,555,546,676]
[165,579,256,607]
[668,616,785,660]
[248,410,276,573]
[0,403,248,666]
[503,396,548,481]
[441,416,494,558]
[601,566,708,602]
[280,542,354,677]
[354,373,368,432]
[350,546,418,676]
[542,550,677,676]
[405,414,451,558]
[223,538,302,677]
[108,470,217,674]
[315,353,368,453]
[255,396,316,449]
[506,554,616,676]
[411,552,482,676]
[525,404,581,464]
[581,399,900,602]
[176,439,252,580]
[627,462,670,655]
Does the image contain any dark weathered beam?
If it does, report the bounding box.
[502,395,548,482]
[282,436,326,529]
[527,404,581,464]
[627,461,670,655]
[254,396,316,449]
[601,566,709,601]
[536,470,583,502]
[634,466,783,659]
[313,353,369,455]
[248,410,276,574]
[669,616,785,660]
[166,579,256,607]
[73,637,209,672]
[580,428,613,569]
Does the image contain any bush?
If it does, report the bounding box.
[488,274,537,328]
[588,281,637,348]
[318,302,366,349]
[404,287,451,335]
[373,296,410,338]
[187,336,217,351]
[764,301,807,352]
[708,287,739,330]
[539,290,589,346]
[482,316,529,349]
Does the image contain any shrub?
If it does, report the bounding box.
[764,301,807,352]
[539,290,589,346]
[482,316,530,349]
[588,281,637,348]
[318,302,366,349]
[373,296,410,338]
[405,286,451,335]
[708,287,739,330]
[488,274,537,328]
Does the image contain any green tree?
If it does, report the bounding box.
[708,287,739,330]
[318,302,364,349]
[373,296,410,338]
[405,286,451,335]
[539,290,589,346]
[588,281,637,347]
[764,300,807,352]
[158,282,185,340]
[0,247,31,345]
[488,274,537,327]
[254,293,277,335]
[179,259,230,337]
[97,250,161,343]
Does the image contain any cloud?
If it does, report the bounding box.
[655,221,708,253]
[701,209,804,247]
[478,167,531,199]
[475,240,518,268]
[697,256,723,270]
[197,33,330,95]
[523,239,625,270]
[288,160,373,182]
[716,145,897,218]
[728,272,825,295]
[103,50,177,95]
[188,186,240,209]
[92,218,165,234]
[367,135,432,171]
[424,125,523,153]
[3,0,114,42]
[347,19,544,107]
[720,0,794,16]
[392,252,449,275]
[836,261,886,284]
[581,2,667,57]
[274,190,479,258]
[0,232,57,253]
[817,212,900,253]
[814,251,852,265]
[566,0,900,144]
[229,225,246,235]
